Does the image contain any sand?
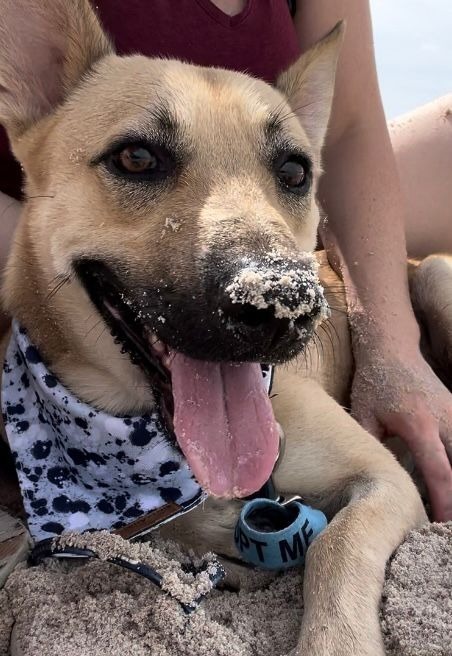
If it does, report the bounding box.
[0,522,450,656]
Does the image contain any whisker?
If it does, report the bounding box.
[323,317,341,346]
[313,331,324,368]
[94,325,108,346]
[275,99,327,125]
[83,317,105,341]
[46,275,71,302]
[304,333,314,372]
[317,322,337,368]
[326,305,348,316]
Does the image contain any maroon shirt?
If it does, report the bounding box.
[0,0,300,199]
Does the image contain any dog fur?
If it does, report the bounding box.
[2,2,451,654]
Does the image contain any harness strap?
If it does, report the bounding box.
[113,491,204,540]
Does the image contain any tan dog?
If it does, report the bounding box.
[2,1,450,655]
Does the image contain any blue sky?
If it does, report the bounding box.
[370,0,452,118]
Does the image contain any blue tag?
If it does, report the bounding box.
[235,498,327,570]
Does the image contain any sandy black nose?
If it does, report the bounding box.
[220,300,287,329]
[219,252,327,332]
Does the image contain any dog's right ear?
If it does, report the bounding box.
[0,0,112,139]
[276,22,344,153]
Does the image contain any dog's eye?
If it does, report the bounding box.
[115,146,158,174]
[276,155,311,194]
[105,143,174,181]
[279,160,305,187]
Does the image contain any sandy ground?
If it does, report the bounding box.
[0,522,450,656]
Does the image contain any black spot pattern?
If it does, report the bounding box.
[41,522,64,535]
[75,417,88,430]
[159,461,180,477]
[67,447,106,467]
[7,403,25,416]
[44,374,58,388]
[158,486,183,503]
[47,466,75,488]
[52,495,91,514]
[131,473,156,486]
[30,498,47,510]
[97,499,114,514]
[16,420,30,433]
[3,322,272,541]
[25,346,41,364]
[31,440,52,459]
[129,419,156,446]
[124,504,143,519]
[1,326,210,540]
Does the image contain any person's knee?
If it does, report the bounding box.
[427,94,452,123]
[390,94,452,132]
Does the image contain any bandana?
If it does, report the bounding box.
[2,322,273,542]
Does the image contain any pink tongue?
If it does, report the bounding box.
[168,354,280,498]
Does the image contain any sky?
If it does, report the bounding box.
[370,0,452,118]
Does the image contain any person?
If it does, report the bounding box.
[0,0,451,520]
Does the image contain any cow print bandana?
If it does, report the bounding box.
[2,322,273,542]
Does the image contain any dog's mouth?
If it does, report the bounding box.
[74,259,282,499]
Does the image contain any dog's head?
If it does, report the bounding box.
[0,0,342,498]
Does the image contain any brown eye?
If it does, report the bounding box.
[104,141,175,183]
[278,160,305,188]
[276,154,311,194]
[116,145,157,173]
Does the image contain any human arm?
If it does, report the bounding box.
[294,0,452,520]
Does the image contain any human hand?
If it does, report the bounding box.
[351,347,452,521]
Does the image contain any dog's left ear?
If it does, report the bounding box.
[0,0,112,140]
[276,22,344,152]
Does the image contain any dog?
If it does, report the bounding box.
[2,1,450,654]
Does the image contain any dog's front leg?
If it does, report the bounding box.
[295,479,420,656]
[272,375,427,656]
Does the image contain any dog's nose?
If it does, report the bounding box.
[220,295,311,332]
[218,252,326,335]
[219,296,312,349]
[220,296,283,340]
